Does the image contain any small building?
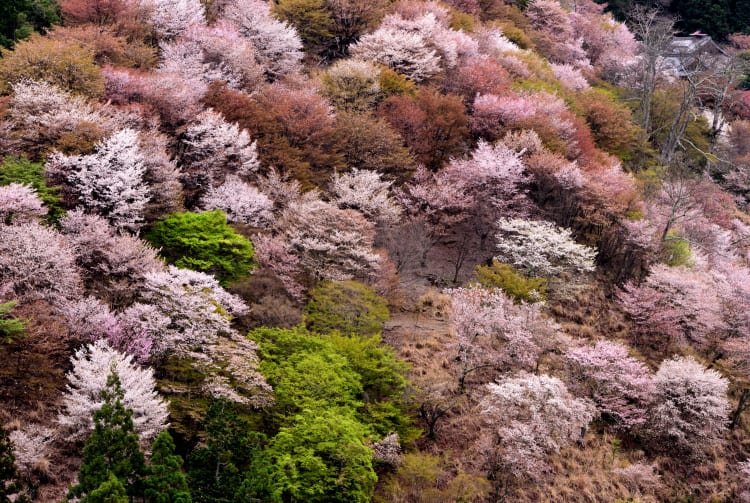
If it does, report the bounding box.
[662,32,729,77]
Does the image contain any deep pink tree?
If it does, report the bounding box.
[617,264,725,351]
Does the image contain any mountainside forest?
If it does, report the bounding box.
[1,0,750,501]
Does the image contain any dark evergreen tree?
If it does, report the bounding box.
[68,369,148,502]
[144,431,191,503]
[186,400,266,503]
[0,423,27,503]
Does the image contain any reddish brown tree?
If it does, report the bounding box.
[378,89,469,171]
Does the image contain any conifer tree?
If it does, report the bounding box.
[145,431,191,503]
[68,368,147,502]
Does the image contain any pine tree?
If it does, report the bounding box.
[68,368,148,502]
[144,431,191,503]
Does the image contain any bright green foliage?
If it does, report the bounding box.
[186,400,267,503]
[0,423,27,503]
[145,210,255,286]
[85,472,129,503]
[662,232,692,267]
[266,350,363,413]
[68,370,147,502]
[304,280,389,337]
[0,157,64,223]
[259,409,377,503]
[144,431,191,503]
[0,301,25,345]
[473,260,547,303]
[249,326,414,439]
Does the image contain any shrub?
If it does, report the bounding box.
[145,210,255,285]
[473,259,547,302]
[304,280,390,337]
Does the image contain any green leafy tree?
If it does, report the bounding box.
[144,431,191,503]
[68,369,148,502]
[304,280,389,337]
[0,301,25,345]
[0,157,64,223]
[85,472,129,503]
[145,210,255,286]
[0,423,28,503]
[249,326,414,439]
[258,409,377,503]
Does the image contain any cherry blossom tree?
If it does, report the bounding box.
[9,424,54,476]
[123,265,248,358]
[646,356,729,455]
[179,108,259,199]
[565,341,655,430]
[0,222,82,306]
[397,166,473,236]
[252,234,306,301]
[158,21,263,91]
[5,79,123,155]
[57,339,168,444]
[329,169,401,225]
[440,140,531,252]
[480,372,595,481]
[46,128,150,231]
[448,287,551,390]
[526,0,589,68]
[617,264,725,350]
[149,0,205,39]
[349,21,442,82]
[0,183,46,224]
[199,175,273,227]
[60,210,164,308]
[224,0,304,79]
[495,218,597,277]
[61,296,121,343]
[280,199,382,282]
[102,66,207,126]
[550,63,589,91]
